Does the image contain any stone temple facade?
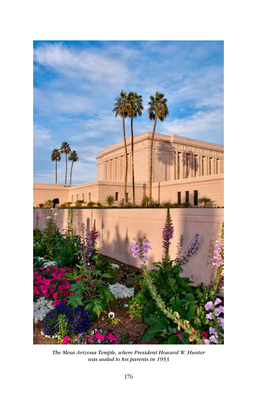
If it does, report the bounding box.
[33,131,224,207]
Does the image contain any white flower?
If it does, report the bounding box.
[46,216,51,219]
[43,260,57,268]
[108,312,115,319]
[108,283,134,299]
[110,263,120,269]
[34,297,55,323]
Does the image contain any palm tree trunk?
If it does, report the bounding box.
[70,161,73,185]
[55,160,57,184]
[65,154,67,185]
[149,116,157,206]
[123,114,128,206]
[131,116,135,207]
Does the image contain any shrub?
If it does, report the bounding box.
[67,265,115,320]
[141,195,150,207]
[75,200,85,207]
[106,195,115,207]
[198,197,214,207]
[87,201,96,208]
[56,235,80,267]
[44,199,53,209]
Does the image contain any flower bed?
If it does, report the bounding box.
[33,208,224,345]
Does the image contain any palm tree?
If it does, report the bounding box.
[148,92,169,205]
[113,91,129,205]
[60,142,71,185]
[51,149,61,184]
[68,150,79,185]
[127,92,144,207]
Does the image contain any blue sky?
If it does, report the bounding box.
[33,40,224,185]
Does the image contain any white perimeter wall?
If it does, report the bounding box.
[33,208,224,287]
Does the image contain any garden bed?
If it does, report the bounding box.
[33,208,224,345]
[33,256,157,344]
[34,297,157,344]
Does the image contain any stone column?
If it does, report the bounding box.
[198,155,203,176]
[191,154,194,178]
[182,152,186,179]
[204,157,208,176]
[175,150,178,180]
[179,152,183,179]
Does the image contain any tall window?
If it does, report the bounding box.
[178,191,181,204]
[185,191,189,203]
[194,190,198,206]
[178,153,180,179]
[115,192,119,201]
[126,192,129,202]
[186,154,189,178]
[202,157,204,176]
[216,160,218,174]
[209,158,212,175]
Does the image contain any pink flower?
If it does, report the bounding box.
[214,306,224,316]
[209,335,218,344]
[94,332,105,341]
[204,339,211,344]
[106,333,119,342]
[62,336,69,344]
[214,298,222,306]
[53,292,58,299]
[205,301,214,311]
[52,300,60,306]
[75,277,81,282]
[175,332,183,338]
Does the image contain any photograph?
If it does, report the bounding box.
[33,40,224,347]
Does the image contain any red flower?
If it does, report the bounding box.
[202,331,208,339]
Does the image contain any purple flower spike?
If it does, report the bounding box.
[130,238,151,266]
[205,301,214,311]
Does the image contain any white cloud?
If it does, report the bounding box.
[34,88,94,114]
[162,109,223,143]
[34,126,51,146]
[34,43,129,86]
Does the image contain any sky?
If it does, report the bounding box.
[33,40,224,185]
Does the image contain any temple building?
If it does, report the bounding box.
[33,131,224,207]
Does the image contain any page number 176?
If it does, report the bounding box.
[125,374,133,379]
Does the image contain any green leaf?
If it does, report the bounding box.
[165,335,178,344]
[141,325,163,343]
[145,313,167,327]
